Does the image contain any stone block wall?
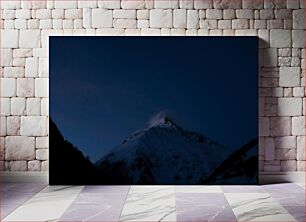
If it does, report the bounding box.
[0,0,305,172]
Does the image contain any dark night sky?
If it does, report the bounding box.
[50,37,258,163]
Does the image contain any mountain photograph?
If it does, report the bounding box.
[50,37,258,185]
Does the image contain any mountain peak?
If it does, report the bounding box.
[147,112,176,128]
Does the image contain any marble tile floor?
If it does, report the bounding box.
[1,182,304,222]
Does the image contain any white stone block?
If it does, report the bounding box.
[275,148,297,160]
[63,19,74,29]
[278,98,302,116]
[287,0,300,8]
[137,20,149,28]
[297,161,305,171]
[3,67,24,78]
[259,117,269,136]
[7,116,20,136]
[33,48,48,58]
[19,30,41,48]
[279,67,300,87]
[114,19,137,28]
[83,8,91,28]
[270,29,291,48]
[187,10,199,29]
[137,9,149,19]
[214,0,241,9]
[173,9,186,28]
[21,0,47,9]
[11,97,26,115]
[292,30,305,48]
[1,78,16,97]
[39,19,53,29]
[52,9,64,18]
[78,0,97,8]
[54,1,77,9]
[35,9,51,19]
[27,19,38,29]
[1,49,12,67]
[13,49,33,58]
[35,78,49,97]
[26,98,41,116]
[195,0,212,9]
[36,137,49,149]
[218,20,231,29]
[1,117,7,136]
[293,87,304,97]
[275,136,297,149]
[41,160,49,171]
[258,29,269,48]
[20,116,48,136]
[74,20,84,29]
[25,57,38,78]
[293,9,305,29]
[263,48,277,67]
[3,9,16,19]
[96,28,124,36]
[206,9,222,19]
[270,117,291,136]
[3,19,15,29]
[41,98,49,116]
[28,160,41,171]
[160,28,170,35]
[140,28,161,36]
[17,78,34,97]
[15,9,31,19]
[179,0,193,8]
[171,28,186,36]
[9,161,27,171]
[242,0,263,9]
[150,9,172,28]
[92,9,113,28]
[5,136,35,160]
[1,1,20,9]
[39,58,49,77]
[125,28,140,35]
[98,0,121,9]
[223,9,235,19]
[281,160,297,171]
[1,98,10,116]
[121,0,145,8]
[114,9,136,18]
[53,19,63,29]
[154,0,178,9]
[1,30,19,48]
[236,9,254,19]
[264,137,275,160]
[65,9,82,19]
[15,19,27,29]
[297,136,305,161]
[232,19,249,29]
[36,149,48,160]
[292,116,305,136]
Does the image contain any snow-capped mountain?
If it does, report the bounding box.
[95,114,231,184]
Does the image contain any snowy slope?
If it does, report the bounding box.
[203,138,258,185]
[96,115,230,184]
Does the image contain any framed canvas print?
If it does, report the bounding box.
[50,37,258,185]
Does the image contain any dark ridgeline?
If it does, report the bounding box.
[203,138,258,185]
[49,118,103,185]
[49,117,258,185]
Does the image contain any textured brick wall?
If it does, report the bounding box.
[0,0,305,172]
